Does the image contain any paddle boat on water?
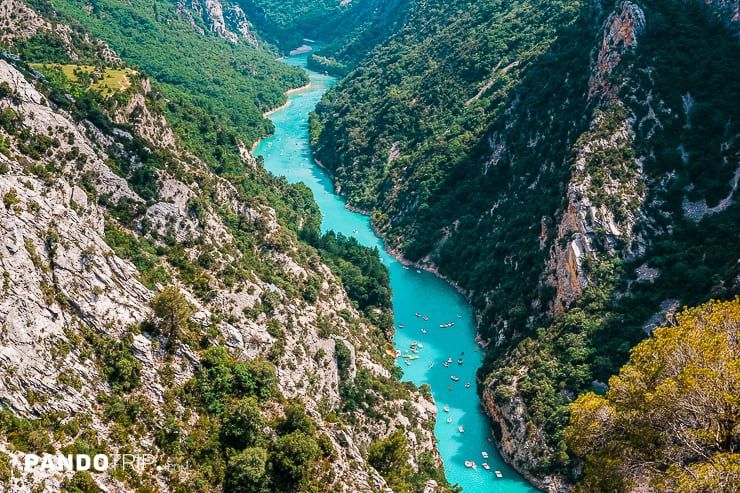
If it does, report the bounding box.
[464,461,474,468]
[482,451,489,459]
[482,463,490,470]
[495,470,503,478]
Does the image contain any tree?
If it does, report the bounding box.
[566,299,740,492]
[367,429,414,493]
[151,286,193,345]
[270,430,319,490]
[278,402,315,436]
[221,397,266,450]
[225,447,267,493]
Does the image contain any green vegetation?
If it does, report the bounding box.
[16,0,308,148]
[308,231,391,317]
[566,299,740,492]
[368,430,414,492]
[151,286,195,346]
[157,347,334,492]
[30,64,135,97]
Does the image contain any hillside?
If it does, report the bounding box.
[311,0,740,489]
[0,2,452,492]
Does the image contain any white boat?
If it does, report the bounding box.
[443,406,449,412]
[464,461,474,468]
[482,463,490,470]
[482,452,489,459]
[495,470,503,478]
[450,376,459,381]
[458,426,464,433]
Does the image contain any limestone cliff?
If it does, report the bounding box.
[0,7,443,491]
[178,0,259,46]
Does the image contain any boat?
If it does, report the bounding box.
[443,406,449,412]
[443,361,449,367]
[482,463,490,470]
[423,316,429,321]
[495,470,503,478]
[398,324,404,328]
[465,382,471,388]
[458,426,464,433]
[421,328,427,333]
[408,355,419,360]
[482,452,489,459]
[446,417,452,423]
[417,343,423,348]
[450,376,459,381]
[464,461,474,468]
[415,313,421,317]
[404,360,411,365]
[458,359,463,365]
[447,358,453,363]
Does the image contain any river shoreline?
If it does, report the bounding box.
[256,52,538,493]
[252,82,314,153]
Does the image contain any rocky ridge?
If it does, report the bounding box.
[0,8,443,491]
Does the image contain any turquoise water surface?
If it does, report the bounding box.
[254,53,538,493]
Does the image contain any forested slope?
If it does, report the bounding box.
[311,0,740,489]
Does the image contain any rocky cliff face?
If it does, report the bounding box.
[178,0,259,46]
[0,6,443,491]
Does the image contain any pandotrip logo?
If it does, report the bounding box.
[23,453,188,473]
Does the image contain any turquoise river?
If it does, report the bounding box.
[255,52,538,493]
